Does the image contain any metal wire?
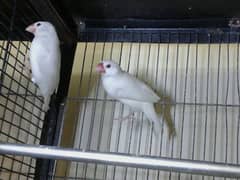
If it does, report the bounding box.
[1,143,240,178]
[1,1,240,179]
[0,0,46,179]
[53,29,240,180]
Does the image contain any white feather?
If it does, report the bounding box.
[102,72,160,103]
[27,21,61,111]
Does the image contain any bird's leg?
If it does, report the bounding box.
[114,112,136,121]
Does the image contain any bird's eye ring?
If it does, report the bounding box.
[36,23,41,27]
[106,64,111,68]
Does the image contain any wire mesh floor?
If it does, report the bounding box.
[54,33,240,180]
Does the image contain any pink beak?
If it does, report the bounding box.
[96,63,105,73]
[25,24,36,34]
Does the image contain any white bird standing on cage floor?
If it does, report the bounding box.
[96,60,176,137]
[25,21,61,111]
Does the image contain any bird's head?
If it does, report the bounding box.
[96,60,122,76]
[25,21,56,36]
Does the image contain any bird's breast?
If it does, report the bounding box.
[102,76,119,95]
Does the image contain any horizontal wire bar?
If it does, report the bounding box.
[0,143,240,178]
[66,97,240,107]
[0,167,34,178]
[0,92,42,98]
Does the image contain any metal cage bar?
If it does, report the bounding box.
[1,1,240,179]
[55,29,240,179]
[0,143,240,178]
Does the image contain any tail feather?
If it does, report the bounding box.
[142,103,162,133]
[155,99,176,138]
[143,102,176,138]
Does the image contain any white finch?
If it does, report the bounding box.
[26,21,61,111]
[96,60,176,137]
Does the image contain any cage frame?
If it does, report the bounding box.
[1,0,240,179]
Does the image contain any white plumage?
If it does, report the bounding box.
[26,21,61,111]
[96,60,175,136]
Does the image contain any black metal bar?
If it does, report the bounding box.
[80,18,234,29]
[79,28,240,43]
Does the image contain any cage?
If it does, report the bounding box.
[0,0,240,179]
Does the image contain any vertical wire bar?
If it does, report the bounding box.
[202,33,211,180]
[178,34,190,180]
[112,31,124,180]
[157,32,164,180]
[135,32,145,180]
[158,32,165,160]
[163,32,170,149]
[145,33,154,180]
[143,34,152,160]
[224,34,230,165]
[155,36,161,180]
[80,40,100,179]
[213,37,221,161]
[73,37,88,178]
[213,34,222,180]
[93,31,114,180]
[82,34,98,180]
[118,38,133,176]
[190,32,199,180]
[92,32,108,180]
[123,32,135,180]
[85,35,98,150]
[237,32,240,180]
[158,32,171,179]
[237,32,240,166]
[169,32,180,180]
[102,31,116,180]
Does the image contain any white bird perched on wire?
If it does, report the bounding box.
[96,60,176,137]
[25,21,61,111]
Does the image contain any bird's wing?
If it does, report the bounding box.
[30,38,60,94]
[114,73,160,103]
[29,41,49,77]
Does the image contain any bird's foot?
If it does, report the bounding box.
[114,113,136,122]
